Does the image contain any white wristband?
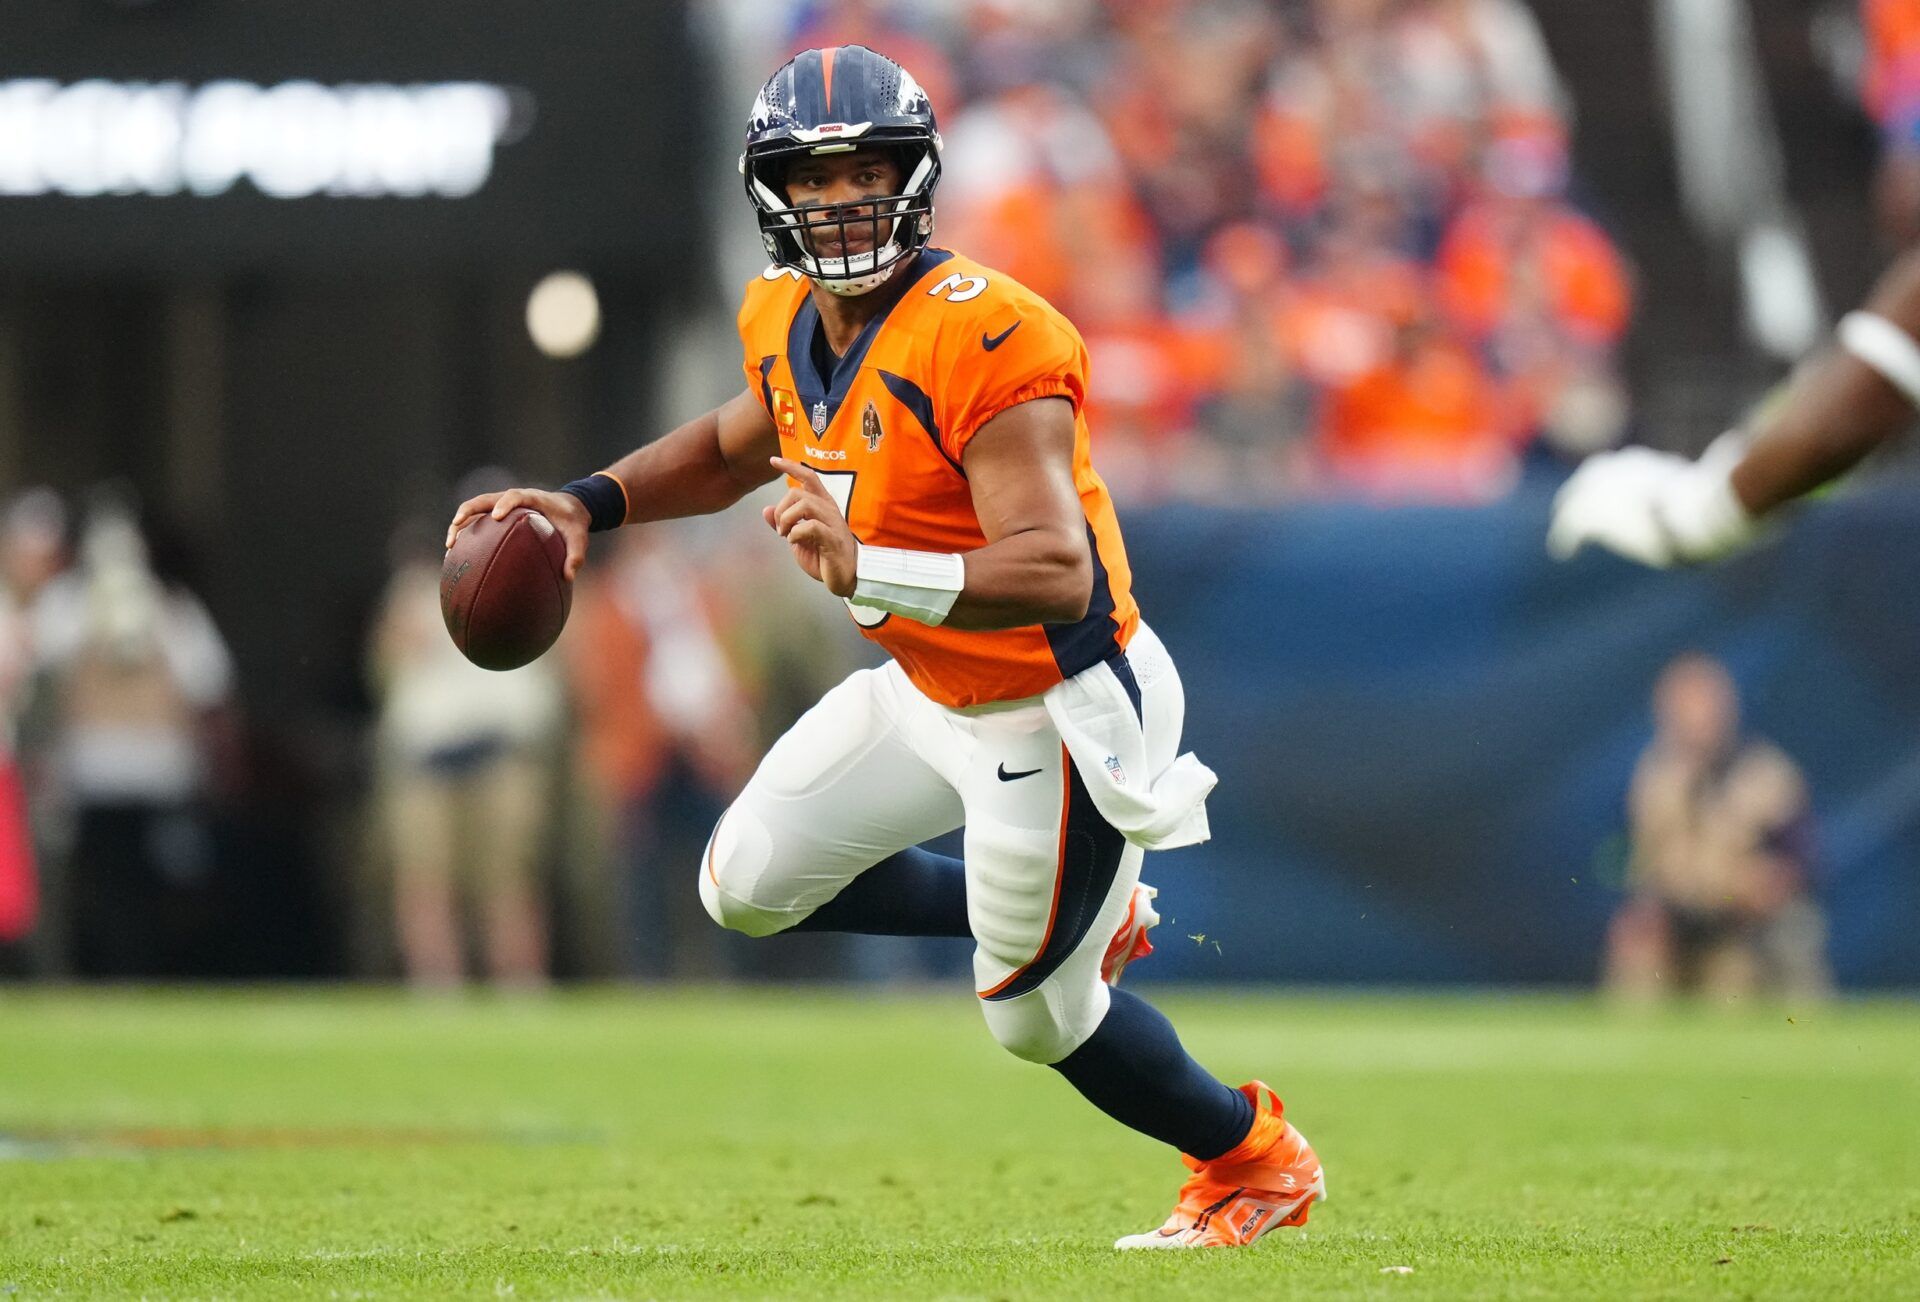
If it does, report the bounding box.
[1837,310,1920,409]
[850,544,966,626]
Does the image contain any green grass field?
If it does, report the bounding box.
[0,988,1915,1299]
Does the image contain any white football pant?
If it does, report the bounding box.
[700,622,1184,1064]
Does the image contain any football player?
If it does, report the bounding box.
[449,45,1323,1248]
[1549,248,1920,566]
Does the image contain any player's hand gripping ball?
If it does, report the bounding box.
[440,507,572,670]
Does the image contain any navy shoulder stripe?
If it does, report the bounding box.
[878,369,965,477]
[757,355,777,414]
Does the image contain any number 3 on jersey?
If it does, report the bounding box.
[816,471,887,627]
[927,271,988,302]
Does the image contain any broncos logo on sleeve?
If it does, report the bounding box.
[737,248,1140,709]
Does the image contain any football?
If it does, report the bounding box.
[440,506,572,670]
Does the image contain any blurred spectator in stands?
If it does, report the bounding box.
[1315,308,1513,500]
[1393,0,1569,208]
[1296,170,1515,501]
[31,492,237,976]
[1281,179,1427,384]
[367,507,563,990]
[1607,654,1831,1003]
[2,487,67,618]
[0,497,52,961]
[1,489,69,970]
[785,0,959,111]
[0,585,32,958]
[565,522,757,978]
[1435,120,1632,462]
[1095,2,1282,269]
[1863,0,1920,242]
[1181,222,1315,497]
[939,80,1127,312]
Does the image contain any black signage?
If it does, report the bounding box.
[0,0,703,272]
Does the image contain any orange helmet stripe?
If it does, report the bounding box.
[820,46,838,117]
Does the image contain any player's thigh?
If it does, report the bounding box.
[702,665,962,930]
[960,710,1141,1060]
[970,772,1142,1062]
[963,627,1185,980]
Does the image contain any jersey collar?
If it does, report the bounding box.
[785,248,956,438]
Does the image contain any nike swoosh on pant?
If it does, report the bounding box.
[996,763,1043,781]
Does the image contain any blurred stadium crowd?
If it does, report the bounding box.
[779,0,1631,504]
[1866,0,1920,241]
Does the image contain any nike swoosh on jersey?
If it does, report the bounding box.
[996,762,1044,781]
[982,322,1021,351]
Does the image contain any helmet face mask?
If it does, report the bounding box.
[741,46,942,297]
[745,141,938,295]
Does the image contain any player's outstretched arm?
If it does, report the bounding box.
[1729,248,1920,514]
[1549,248,1920,568]
[598,388,784,524]
[446,389,781,578]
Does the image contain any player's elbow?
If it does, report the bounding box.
[1051,576,1092,624]
[1042,535,1094,623]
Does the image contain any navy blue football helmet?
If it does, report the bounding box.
[741,45,942,296]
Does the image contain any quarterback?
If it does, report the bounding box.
[449,45,1323,1248]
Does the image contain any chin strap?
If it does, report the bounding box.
[815,250,905,297]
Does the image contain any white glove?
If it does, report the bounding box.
[1546,434,1758,568]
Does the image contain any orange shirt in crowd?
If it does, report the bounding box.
[1864,0,1920,125]
[1435,200,1631,348]
[564,580,670,804]
[1252,103,1331,217]
[1319,332,1508,496]
[1279,254,1428,387]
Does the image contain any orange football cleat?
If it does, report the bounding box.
[1114,1082,1325,1249]
[1101,883,1160,986]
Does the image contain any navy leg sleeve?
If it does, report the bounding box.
[790,846,970,937]
[1052,987,1256,1161]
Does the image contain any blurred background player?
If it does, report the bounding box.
[30,493,237,977]
[448,44,1323,1249]
[1548,242,1920,566]
[1548,0,1920,569]
[0,489,71,970]
[561,522,759,979]
[0,491,58,964]
[1607,653,1830,1003]
[367,502,564,990]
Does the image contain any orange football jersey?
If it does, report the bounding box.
[737,248,1139,708]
